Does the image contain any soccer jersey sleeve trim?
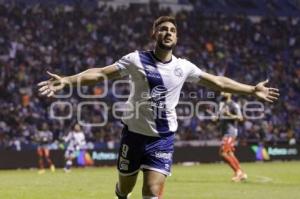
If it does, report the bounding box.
[115,62,129,77]
[115,51,138,77]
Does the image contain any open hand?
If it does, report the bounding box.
[38,71,68,97]
[254,79,279,103]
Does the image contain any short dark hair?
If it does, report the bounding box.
[152,16,177,35]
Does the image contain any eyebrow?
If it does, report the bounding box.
[159,25,177,31]
[159,25,168,29]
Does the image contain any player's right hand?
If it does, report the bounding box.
[38,71,68,97]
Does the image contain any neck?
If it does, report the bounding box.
[153,46,172,63]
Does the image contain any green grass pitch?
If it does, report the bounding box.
[0,161,299,199]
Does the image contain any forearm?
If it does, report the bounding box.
[196,71,279,103]
[63,68,104,86]
[200,74,255,95]
[38,64,121,97]
[217,76,255,94]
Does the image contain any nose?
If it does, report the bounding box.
[166,30,172,36]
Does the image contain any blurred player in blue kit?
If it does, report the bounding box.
[38,16,279,198]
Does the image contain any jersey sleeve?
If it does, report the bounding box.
[181,59,204,83]
[115,51,137,77]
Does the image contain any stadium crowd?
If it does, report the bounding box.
[0,2,299,150]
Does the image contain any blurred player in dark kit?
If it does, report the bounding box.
[219,92,247,182]
[35,123,55,174]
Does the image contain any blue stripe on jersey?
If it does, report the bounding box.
[138,51,170,134]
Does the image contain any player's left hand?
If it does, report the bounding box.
[253,79,279,103]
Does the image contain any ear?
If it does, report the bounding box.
[151,30,156,40]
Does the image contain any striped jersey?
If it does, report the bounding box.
[64,131,86,151]
[115,50,203,137]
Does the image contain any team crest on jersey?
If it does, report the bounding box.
[174,67,183,77]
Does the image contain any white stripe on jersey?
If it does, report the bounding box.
[115,50,203,137]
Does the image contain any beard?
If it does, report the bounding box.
[157,40,175,50]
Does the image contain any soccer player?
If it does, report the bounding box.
[219,92,246,182]
[63,124,86,172]
[35,122,55,174]
[38,16,279,199]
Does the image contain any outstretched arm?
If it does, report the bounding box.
[38,64,121,97]
[198,72,279,103]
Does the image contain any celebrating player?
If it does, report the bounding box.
[38,16,279,199]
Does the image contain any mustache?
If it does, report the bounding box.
[157,40,174,50]
[164,36,172,40]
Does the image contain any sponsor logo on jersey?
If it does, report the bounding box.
[150,85,168,109]
[151,85,167,101]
